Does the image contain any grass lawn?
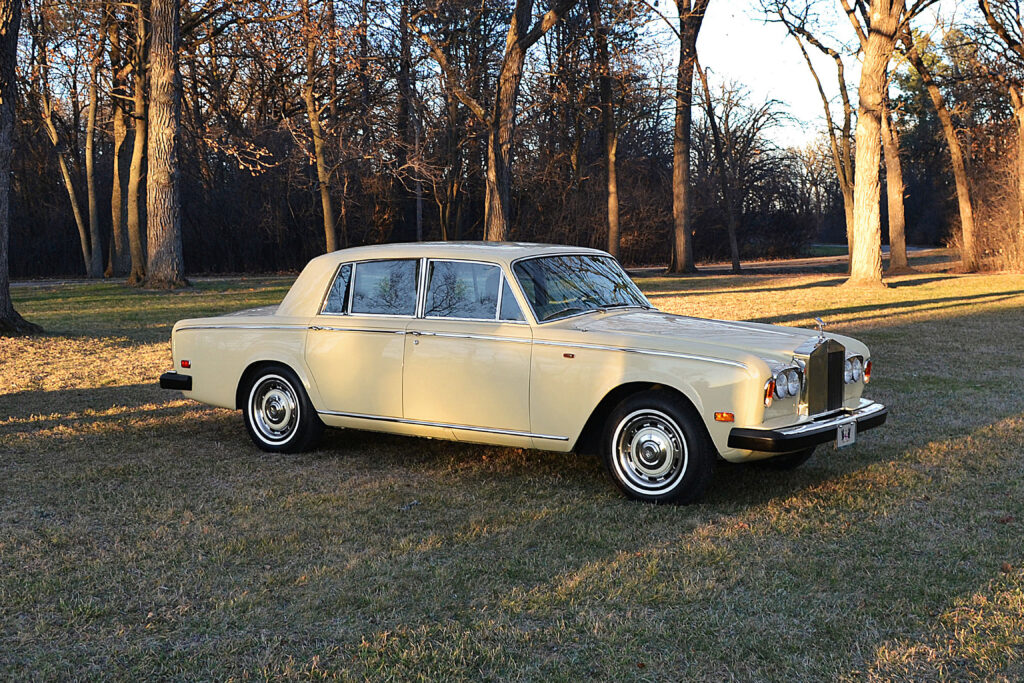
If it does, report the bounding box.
[2,271,1023,679]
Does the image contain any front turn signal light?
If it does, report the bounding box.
[715,412,735,422]
[864,360,872,384]
[764,380,775,408]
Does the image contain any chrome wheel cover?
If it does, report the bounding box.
[249,374,300,444]
[611,409,688,496]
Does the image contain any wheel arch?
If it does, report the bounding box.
[235,359,318,410]
[573,381,710,455]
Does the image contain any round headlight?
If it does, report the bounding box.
[844,359,853,383]
[774,375,789,398]
[786,369,801,396]
[851,357,863,382]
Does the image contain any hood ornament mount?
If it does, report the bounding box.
[814,316,828,343]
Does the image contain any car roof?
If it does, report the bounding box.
[310,241,610,267]
[276,242,613,318]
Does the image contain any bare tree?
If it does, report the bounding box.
[126,0,148,284]
[975,0,1024,259]
[901,29,978,271]
[414,0,578,241]
[668,0,710,273]
[83,6,105,278]
[106,1,130,276]
[840,0,906,286]
[881,93,911,272]
[587,0,620,258]
[143,0,185,287]
[770,3,856,260]
[298,0,336,253]
[1,0,40,334]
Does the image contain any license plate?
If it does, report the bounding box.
[836,421,856,448]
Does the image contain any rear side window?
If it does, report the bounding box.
[322,263,352,314]
[425,261,500,319]
[351,260,419,316]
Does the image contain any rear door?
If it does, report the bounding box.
[305,258,420,418]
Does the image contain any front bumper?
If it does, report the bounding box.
[727,399,887,453]
[159,372,192,391]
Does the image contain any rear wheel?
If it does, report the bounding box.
[601,390,714,504]
[242,365,323,453]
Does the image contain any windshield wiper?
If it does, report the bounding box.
[542,306,590,321]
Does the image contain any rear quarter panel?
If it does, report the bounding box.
[171,316,316,409]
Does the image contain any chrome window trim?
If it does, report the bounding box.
[509,252,653,325]
[317,409,569,441]
[532,339,748,369]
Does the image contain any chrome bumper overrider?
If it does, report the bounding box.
[727,398,888,453]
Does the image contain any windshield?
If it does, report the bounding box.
[513,254,651,323]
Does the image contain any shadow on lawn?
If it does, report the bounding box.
[3,304,1023,677]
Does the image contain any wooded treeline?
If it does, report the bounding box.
[3,0,1024,300]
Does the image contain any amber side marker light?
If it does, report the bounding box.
[181,360,191,369]
[864,360,872,384]
[715,412,735,422]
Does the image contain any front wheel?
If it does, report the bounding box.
[242,365,323,453]
[601,390,714,504]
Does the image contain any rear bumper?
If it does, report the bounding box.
[728,399,887,453]
[159,372,192,391]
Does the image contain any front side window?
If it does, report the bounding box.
[322,263,352,314]
[499,279,525,322]
[351,260,419,316]
[425,261,500,319]
[513,255,649,322]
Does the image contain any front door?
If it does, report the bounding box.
[402,260,533,443]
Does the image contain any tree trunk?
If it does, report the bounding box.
[881,100,910,273]
[669,0,708,273]
[106,2,129,277]
[299,0,335,253]
[847,0,904,286]
[697,63,740,273]
[0,0,40,334]
[126,0,148,284]
[84,27,105,278]
[39,88,92,275]
[587,0,619,258]
[903,34,977,271]
[143,0,186,288]
[1015,98,1024,260]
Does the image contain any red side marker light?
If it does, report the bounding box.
[715,412,734,422]
[181,360,191,369]
[563,353,575,359]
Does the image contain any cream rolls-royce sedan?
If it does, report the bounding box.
[159,242,887,503]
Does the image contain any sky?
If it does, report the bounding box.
[668,0,964,147]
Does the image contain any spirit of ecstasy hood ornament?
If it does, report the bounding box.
[814,316,828,343]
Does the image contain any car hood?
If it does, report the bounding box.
[540,309,864,367]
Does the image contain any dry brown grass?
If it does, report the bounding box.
[1,271,1023,679]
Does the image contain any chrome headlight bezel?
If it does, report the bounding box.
[844,354,865,384]
[772,366,803,400]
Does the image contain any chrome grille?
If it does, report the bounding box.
[806,339,845,414]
